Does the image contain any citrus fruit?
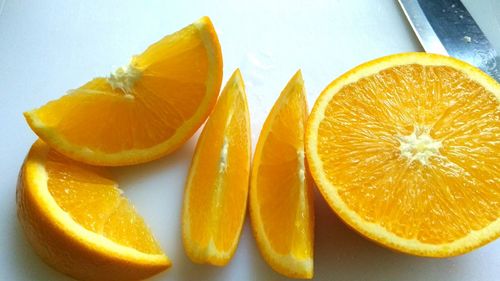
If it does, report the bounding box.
[249,71,314,278]
[306,52,500,257]
[182,69,251,265]
[17,140,171,281]
[24,16,223,166]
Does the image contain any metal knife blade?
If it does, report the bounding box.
[398,0,500,82]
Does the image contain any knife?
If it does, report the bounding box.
[398,0,500,83]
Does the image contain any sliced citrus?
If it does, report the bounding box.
[24,16,223,166]
[306,52,500,257]
[182,69,251,265]
[249,71,314,278]
[17,140,170,281]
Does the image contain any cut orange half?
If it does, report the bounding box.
[306,52,500,257]
[182,69,251,265]
[17,140,170,281]
[24,16,223,166]
[250,71,314,278]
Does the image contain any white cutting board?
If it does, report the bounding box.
[0,0,498,280]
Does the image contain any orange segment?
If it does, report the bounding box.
[182,69,251,265]
[306,52,500,257]
[17,140,170,281]
[24,16,222,166]
[250,71,314,278]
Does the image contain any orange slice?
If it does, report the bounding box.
[17,140,170,281]
[249,71,314,278]
[24,17,222,166]
[306,52,500,257]
[182,69,251,265]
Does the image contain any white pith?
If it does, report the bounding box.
[107,63,142,97]
[398,127,442,165]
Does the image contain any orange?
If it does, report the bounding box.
[249,71,314,278]
[24,16,222,166]
[17,140,170,281]
[182,69,251,265]
[306,52,500,257]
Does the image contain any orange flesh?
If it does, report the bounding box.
[318,64,499,244]
[252,72,314,260]
[45,148,163,254]
[31,19,215,154]
[183,70,251,262]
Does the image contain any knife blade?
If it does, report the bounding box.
[398,0,500,82]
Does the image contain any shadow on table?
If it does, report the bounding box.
[151,244,223,281]
[110,134,198,191]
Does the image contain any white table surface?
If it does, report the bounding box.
[1,1,499,280]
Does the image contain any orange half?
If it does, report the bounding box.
[306,53,500,257]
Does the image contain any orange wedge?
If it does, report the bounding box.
[306,52,500,257]
[182,69,251,265]
[24,17,222,166]
[249,71,314,278]
[17,140,170,281]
